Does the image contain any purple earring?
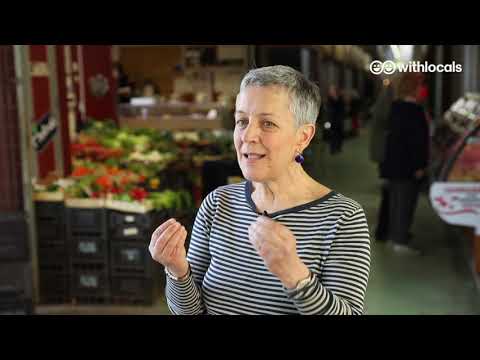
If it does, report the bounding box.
[295,152,305,164]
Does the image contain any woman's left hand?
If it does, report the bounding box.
[249,216,310,289]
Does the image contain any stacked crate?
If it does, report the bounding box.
[66,203,110,304]
[35,201,70,304]
[0,213,33,314]
[109,209,167,305]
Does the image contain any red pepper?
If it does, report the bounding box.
[71,166,93,177]
[110,186,121,195]
[130,187,148,201]
[95,175,113,190]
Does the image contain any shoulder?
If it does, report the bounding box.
[315,192,367,224]
[328,192,364,216]
[201,181,247,210]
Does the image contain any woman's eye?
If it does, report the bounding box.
[263,121,275,128]
[236,119,248,127]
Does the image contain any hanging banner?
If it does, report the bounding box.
[430,182,480,235]
[32,113,57,152]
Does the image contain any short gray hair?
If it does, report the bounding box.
[239,65,321,128]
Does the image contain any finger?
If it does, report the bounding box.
[161,227,187,259]
[150,221,178,253]
[249,226,265,251]
[257,215,275,225]
[150,219,177,246]
[154,223,183,255]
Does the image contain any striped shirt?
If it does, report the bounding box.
[166,181,371,315]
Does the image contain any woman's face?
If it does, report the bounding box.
[234,85,310,182]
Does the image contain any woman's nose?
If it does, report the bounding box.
[242,123,260,143]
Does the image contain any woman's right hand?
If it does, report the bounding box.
[149,218,189,278]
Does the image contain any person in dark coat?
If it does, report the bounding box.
[380,72,429,255]
[369,81,394,242]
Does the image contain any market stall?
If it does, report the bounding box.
[430,93,480,273]
[33,119,237,307]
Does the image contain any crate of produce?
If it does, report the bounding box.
[71,264,110,304]
[38,269,70,304]
[69,235,109,265]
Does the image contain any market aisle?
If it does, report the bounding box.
[152,126,480,316]
[319,127,480,315]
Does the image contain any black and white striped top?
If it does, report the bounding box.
[166,181,371,315]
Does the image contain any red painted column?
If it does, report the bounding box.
[29,45,55,179]
[55,45,72,176]
[79,45,117,123]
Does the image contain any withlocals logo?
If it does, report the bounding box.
[370,60,463,75]
[32,113,57,152]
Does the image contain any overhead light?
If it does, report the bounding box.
[390,45,402,61]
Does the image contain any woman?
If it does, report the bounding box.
[380,72,429,255]
[149,65,371,315]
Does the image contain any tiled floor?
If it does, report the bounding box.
[317,127,480,315]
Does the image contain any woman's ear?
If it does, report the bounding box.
[296,124,316,152]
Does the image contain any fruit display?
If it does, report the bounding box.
[35,119,235,214]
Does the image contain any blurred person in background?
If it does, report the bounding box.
[113,62,132,104]
[149,65,371,315]
[380,72,429,255]
[349,90,362,137]
[369,79,394,242]
[326,85,346,154]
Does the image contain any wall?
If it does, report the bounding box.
[119,46,183,96]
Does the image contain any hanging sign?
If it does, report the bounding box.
[32,113,57,152]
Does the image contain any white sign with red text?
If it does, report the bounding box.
[430,182,480,235]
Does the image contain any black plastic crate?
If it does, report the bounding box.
[69,235,109,266]
[109,210,167,242]
[36,201,66,243]
[0,262,32,300]
[71,264,110,302]
[37,222,65,243]
[0,213,28,261]
[110,241,154,277]
[110,276,162,305]
[35,201,65,223]
[108,210,167,231]
[66,207,107,237]
[38,242,69,270]
[110,224,150,242]
[38,270,70,304]
[0,290,33,315]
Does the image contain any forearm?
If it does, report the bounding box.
[285,274,364,315]
[165,274,206,315]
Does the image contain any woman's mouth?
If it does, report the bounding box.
[243,153,266,162]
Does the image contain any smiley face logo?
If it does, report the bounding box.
[383,60,396,75]
[370,60,383,75]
